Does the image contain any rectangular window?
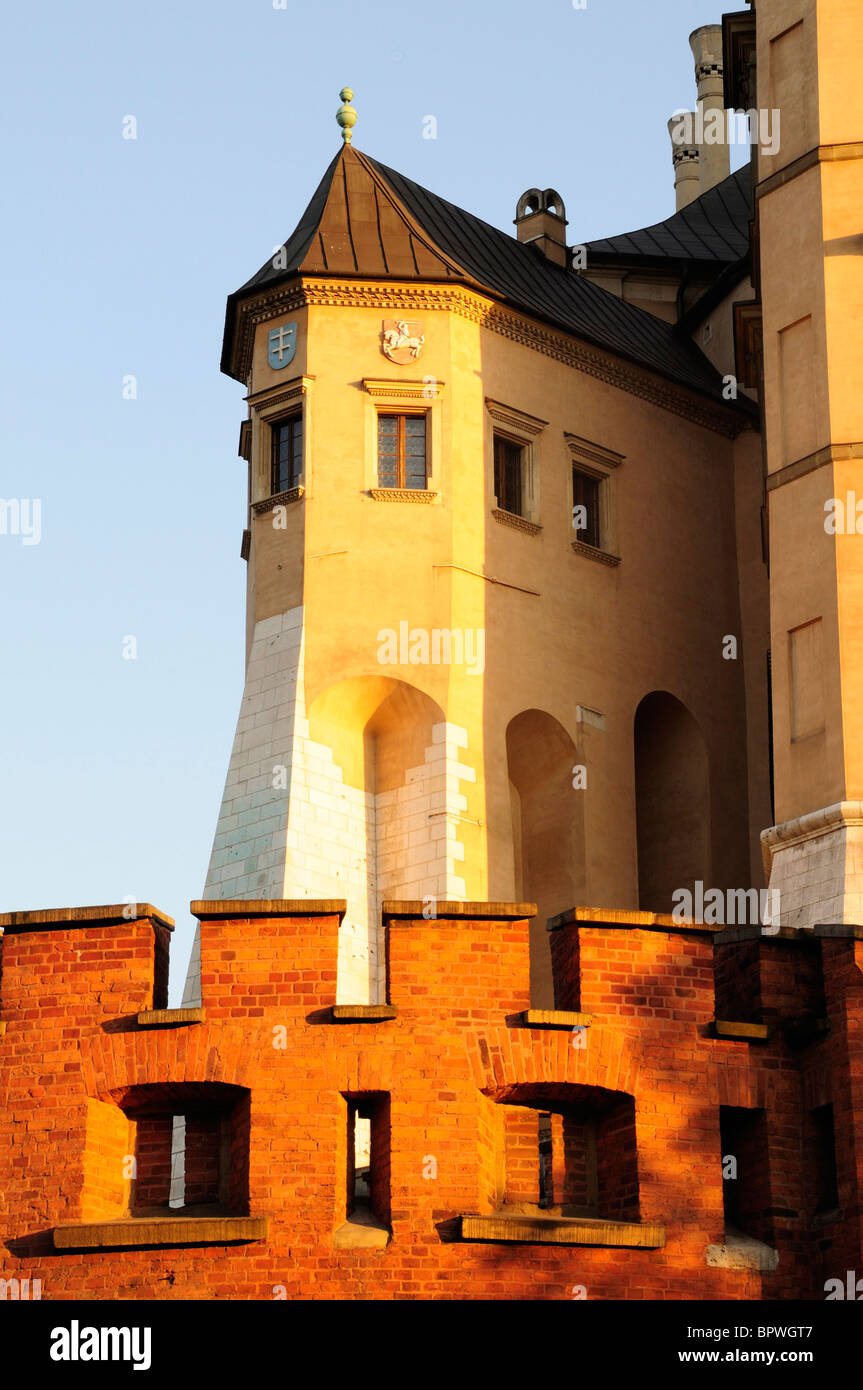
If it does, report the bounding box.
[573,467,601,548]
[271,413,303,494]
[344,1093,391,1230]
[377,413,427,489]
[494,435,524,516]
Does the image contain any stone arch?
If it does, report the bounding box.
[506,709,586,1005]
[634,691,711,914]
[306,676,457,1001]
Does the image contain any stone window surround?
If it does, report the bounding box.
[362,376,444,496]
[247,374,315,507]
[486,398,547,526]
[566,431,623,565]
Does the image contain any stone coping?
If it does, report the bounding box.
[761,800,863,852]
[459,1213,665,1248]
[382,900,536,921]
[53,1215,268,1251]
[191,899,347,921]
[547,907,715,935]
[716,923,860,945]
[0,904,175,933]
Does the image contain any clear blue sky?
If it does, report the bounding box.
[0,0,743,1002]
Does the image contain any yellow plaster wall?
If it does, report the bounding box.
[240,281,768,929]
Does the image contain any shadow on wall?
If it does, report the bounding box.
[506,709,586,1005]
[634,690,711,914]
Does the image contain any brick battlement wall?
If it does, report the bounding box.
[0,900,862,1301]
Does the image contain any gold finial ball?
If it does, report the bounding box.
[336,87,357,144]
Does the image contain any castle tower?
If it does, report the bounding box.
[745,1,863,928]
[184,92,764,1008]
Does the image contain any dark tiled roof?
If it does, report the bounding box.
[585,165,752,267]
[222,147,745,408]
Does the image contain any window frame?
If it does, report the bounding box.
[565,432,624,564]
[271,410,304,496]
[572,465,602,550]
[246,374,314,508]
[375,410,430,491]
[485,399,546,528]
[493,432,526,518]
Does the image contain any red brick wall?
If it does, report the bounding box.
[0,905,861,1300]
[133,1115,174,1210]
[184,1115,223,1207]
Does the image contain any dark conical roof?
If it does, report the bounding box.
[221,146,752,416]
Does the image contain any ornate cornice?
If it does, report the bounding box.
[571,539,621,568]
[362,377,444,400]
[492,508,542,536]
[228,278,747,439]
[252,485,305,516]
[369,488,438,503]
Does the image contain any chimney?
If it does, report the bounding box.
[689,24,730,195]
[514,188,568,267]
[668,117,701,211]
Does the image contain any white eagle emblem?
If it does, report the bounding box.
[382,318,425,364]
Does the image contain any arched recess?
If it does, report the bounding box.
[506,710,586,1006]
[634,691,711,913]
[305,677,450,1001]
[307,674,449,901]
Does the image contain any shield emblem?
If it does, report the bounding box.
[382,319,425,365]
[268,322,298,371]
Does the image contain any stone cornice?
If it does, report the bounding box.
[228,278,748,438]
[246,375,314,413]
[252,485,304,516]
[369,488,438,503]
[571,539,621,567]
[757,141,863,200]
[362,377,444,400]
[766,442,863,492]
[485,399,548,437]
[492,508,542,536]
[564,431,624,471]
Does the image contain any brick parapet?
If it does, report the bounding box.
[0,901,859,1300]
